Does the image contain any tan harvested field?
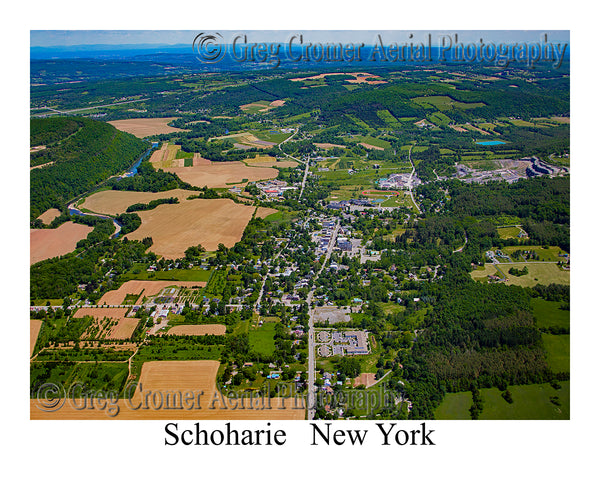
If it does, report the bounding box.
[167,324,226,336]
[31,360,305,419]
[255,207,279,219]
[359,142,384,151]
[127,198,256,258]
[30,222,93,265]
[193,153,211,166]
[108,118,185,138]
[212,132,276,150]
[164,161,278,188]
[353,373,377,388]
[315,143,346,150]
[149,143,181,168]
[99,280,206,305]
[30,320,42,356]
[80,189,196,216]
[270,100,286,107]
[448,125,468,132]
[30,145,46,153]
[36,208,61,225]
[291,72,387,84]
[243,156,298,168]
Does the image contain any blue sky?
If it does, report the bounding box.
[31,30,570,47]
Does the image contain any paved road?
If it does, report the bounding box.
[407,145,421,214]
[307,221,339,420]
[276,127,310,199]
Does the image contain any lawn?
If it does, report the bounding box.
[249,322,276,356]
[531,298,570,331]
[542,333,570,373]
[435,382,570,420]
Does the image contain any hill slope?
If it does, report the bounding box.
[30,117,148,219]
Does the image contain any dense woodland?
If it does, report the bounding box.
[30,118,147,220]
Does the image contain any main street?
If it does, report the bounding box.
[306,220,339,420]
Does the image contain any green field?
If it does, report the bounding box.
[496,225,522,239]
[254,130,292,144]
[355,135,391,149]
[249,322,276,356]
[435,382,570,419]
[121,265,212,282]
[434,391,472,419]
[542,333,570,373]
[531,298,570,331]
[471,263,569,287]
[411,95,486,111]
[501,245,567,262]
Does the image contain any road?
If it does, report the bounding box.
[253,240,288,314]
[307,220,339,420]
[32,98,149,117]
[407,145,422,214]
[276,127,310,199]
[452,233,468,253]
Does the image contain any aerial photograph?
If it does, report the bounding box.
[29,30,570,421]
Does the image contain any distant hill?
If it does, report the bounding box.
[30,117,148,219]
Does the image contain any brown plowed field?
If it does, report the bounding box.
[108,118,185,138]
[36,208,62,225]
[30,222,93,265]
[30,320,43,356]
[80,189,196,216]
[31,360,305,419]
[164,161,278,188]
[99,280,206,305]
[167,324,226,336]
[126,199,256,258]
[353,373,377,388]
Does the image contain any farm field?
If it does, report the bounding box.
[72,307,139,340]
[470,263,570,287]
[30,320,43,356]
[36,208,62,224]
[120,267,212,283]
[500,245,567,262]
[167,324,226,336]
[149,143,182,168]
[255,207,279,219]
[107,117,185,138]
[80,189,196,216]
[99,280,207,305]
[30,360,305,419]
[290,72,387,85]
[30,222,93,265]
[435,382,570,419]
[126,198,256,258]
[531,298,570,331]
[243,155,298,168]
[542,333,570,373]
[163,161,278,188]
